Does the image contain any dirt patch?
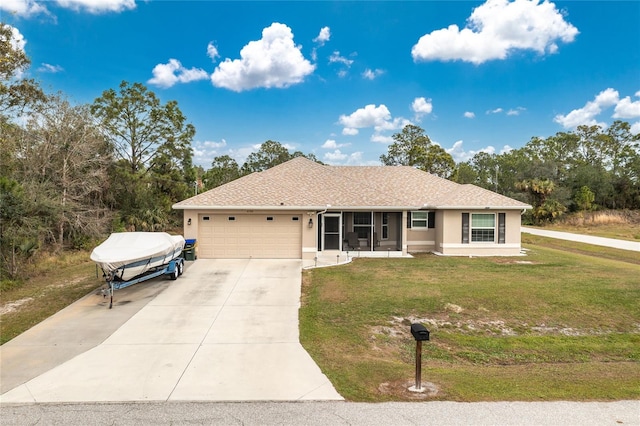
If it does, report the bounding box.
[378,379,439,399]
[371,314,630,339]
[0,297,34,315]
[444,303,463,313]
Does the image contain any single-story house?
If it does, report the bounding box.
[173,157,531,260]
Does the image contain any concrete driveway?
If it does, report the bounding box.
[0,259,342,403]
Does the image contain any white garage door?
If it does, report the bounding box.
[198,214,302,259]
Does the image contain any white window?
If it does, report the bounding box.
[411,211,428,228]
[471,213,495,242]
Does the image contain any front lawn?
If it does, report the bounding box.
[299,242,640,401]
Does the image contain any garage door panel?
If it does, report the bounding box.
[198,214,301,259]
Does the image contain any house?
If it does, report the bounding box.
[173,157,531,260]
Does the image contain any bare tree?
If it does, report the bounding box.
[21,94,113,248]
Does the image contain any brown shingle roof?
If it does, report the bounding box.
[173,157,531,210]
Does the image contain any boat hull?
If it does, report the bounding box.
[91,232,186,281]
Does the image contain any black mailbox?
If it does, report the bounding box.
[410,323,430,341]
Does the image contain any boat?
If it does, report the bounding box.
[91,232,186,282]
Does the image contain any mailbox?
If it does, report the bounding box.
[410,323,430,341]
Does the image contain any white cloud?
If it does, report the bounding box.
[324,149,347,161]
[507,107,526,116]
[192,139,227,167]
[464,111,476,118]
[554,88,620,128]
[339,104,391,132]
[375,117,413,133]
[338,104,412,142]
[323,149,363,165]
[447,140,499,163]
[412,0,579,64]
[328,51,356,77]
[56,0,135,13]
[210,22,315,92]
[613,94,640,119]
[0,0,48,16]
[322,139,349,149]
[329,51,353,66]
[322,139,338,149]
[485,106,526,116]
[362,68,384,80]
[207,42,219,61]
[311,27,330,61]
[631,122,640,135]
[314,26,331,45]
[37,63,64,73]
[148,59,209,88]
[412,97,433,119]
[371,134,394,144]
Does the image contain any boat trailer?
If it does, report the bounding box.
[99,257,184,309]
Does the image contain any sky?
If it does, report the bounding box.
[3,0,640,169]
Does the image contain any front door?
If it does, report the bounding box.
[323,214,341,250]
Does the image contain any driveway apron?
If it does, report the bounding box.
[0,259,343,402]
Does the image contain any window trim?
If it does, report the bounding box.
[470,213,496,243]
[409,210,429,231]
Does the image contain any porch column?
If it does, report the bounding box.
[402,211,408,255]
[371,211,374,252]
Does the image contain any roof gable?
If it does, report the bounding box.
[173,157,531,210]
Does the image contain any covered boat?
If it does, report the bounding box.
[91,232,185,281]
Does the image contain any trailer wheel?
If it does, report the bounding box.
[177,261,184,276]
[169,267,179,280]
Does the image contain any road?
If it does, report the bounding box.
[2,400,639,425]
[521,227,640,251]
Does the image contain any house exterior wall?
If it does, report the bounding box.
[437,209,523,256]
[406,228,436,252]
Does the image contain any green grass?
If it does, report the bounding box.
[300,243,640,401]
[0,251,102,345]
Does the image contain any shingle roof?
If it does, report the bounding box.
[173,157,531,210]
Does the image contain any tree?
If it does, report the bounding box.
[380,124,455,178]
[21,94,113,247]
[451,162,478,184]
[91,81,195,175]
[241,140,292,174]
[203,155,241,190]
[0,23,45,114]
[517,178,566,224]
[574,186,595,211]
[91,81,195,229]
[0,177,38,278]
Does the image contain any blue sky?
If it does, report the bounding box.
[3,1,639,168]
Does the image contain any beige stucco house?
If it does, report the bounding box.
[173,157,531,260]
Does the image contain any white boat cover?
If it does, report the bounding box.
[90,232,185,278]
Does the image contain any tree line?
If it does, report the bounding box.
[1,22,638,281]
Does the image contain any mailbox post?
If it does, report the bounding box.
[410,323,430,391]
